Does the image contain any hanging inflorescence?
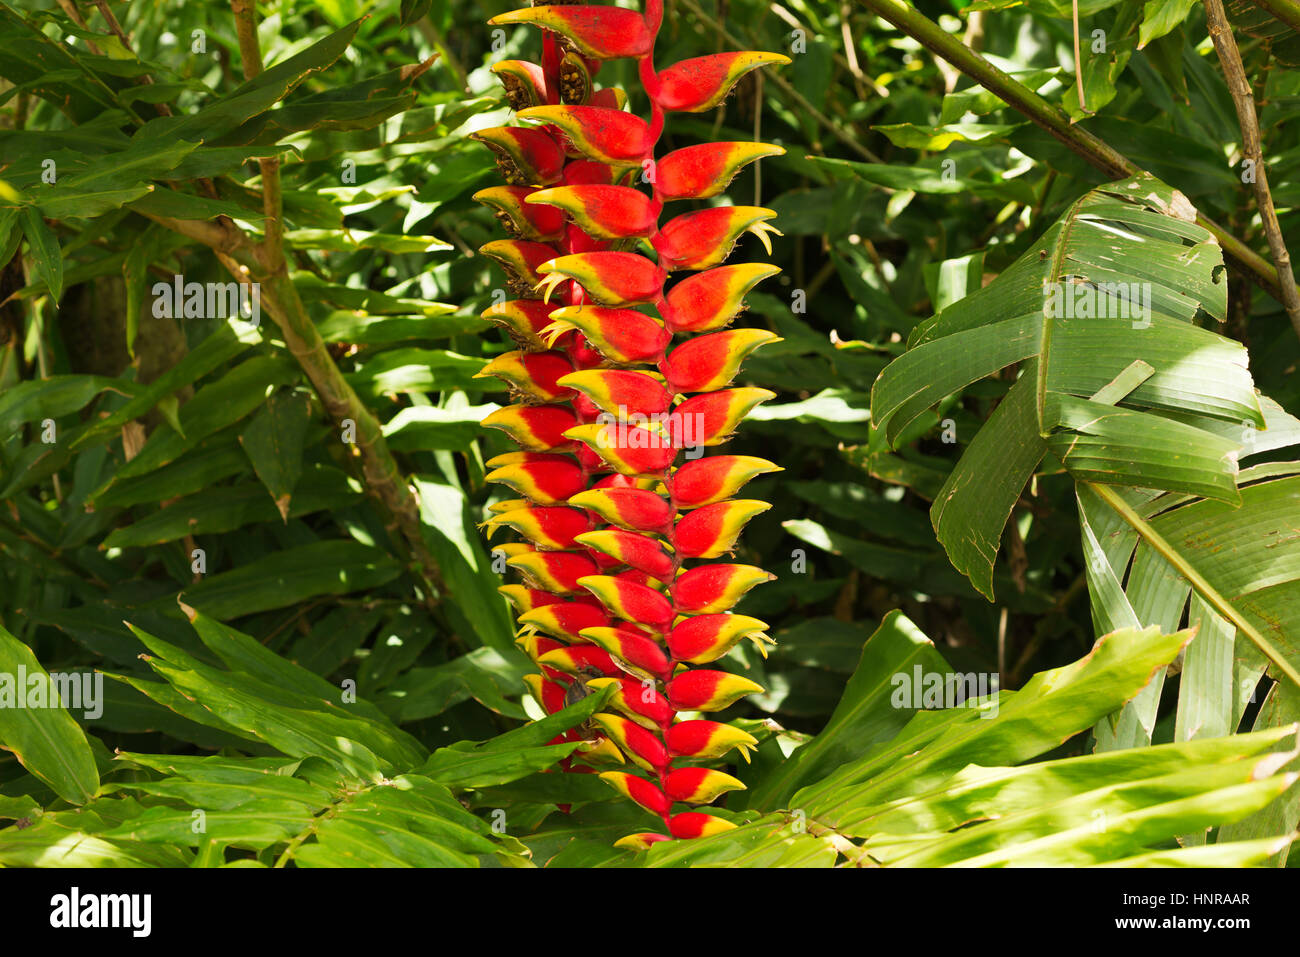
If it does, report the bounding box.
[474,0,788,847]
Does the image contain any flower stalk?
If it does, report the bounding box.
[475,0,788,845]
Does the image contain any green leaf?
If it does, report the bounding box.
[873,173,1256,599]
[108,356,299,484]
[103,465,361,548]
[1139,0,1199,48]
[19,206,62,301]
[0,626,99,804]
[175,541,403,620]
[238,391,311,520]
[0,374,135,438]
[420,687,613,789]
[749,611,951,809]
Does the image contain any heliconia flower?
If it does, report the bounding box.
[599,772,672,816]
[518,106,653,166]
[517,601,612,643]
[673,563,775,615]
[575,529,676,582]
[473,186,566,242]
[663,263,781,333]
[614,832,675,850]
[575,734,628,766]
[591,472,660,492]
[491,60,548,110]
[593,713,671,772]
[485,458,587,505]
[562,422,678,476]
[558,51,593,105]
[568,487,674,533]
[589,87,629,111]
[557,369,673,417]
[474,350,575,403]
[672,500,771,558]
[665,670,764,711]
[668,812,736,839]
[479,239,563,296]
[475,0,787,846]
[524,673,569,714]
[655,207,781,271]
[656,142,786,201]
[536,252,663,307]
[666,720,759,762]
[507,550,599,594]
[670,388,776,447]
[671,455,781,508]
[526,185,660,240]
[471,126,565,186]
[515,632,563,665]
[653,52,792,112]
[489,5,655,59]
[586,676,676,727]
[661,329,781,393]
[542,306,670,363]
[482,404,578,452]
[499,584,568,613]
[666,613,773,664]
[562,159,619,187]
[579,625,673,680]
[482,299,563,351]
[577,574,676,631]
[662,767,747,803]
[483,505,591,550]
[518,634,585,686]
[536,643,622,678]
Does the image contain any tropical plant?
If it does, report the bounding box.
[471,0,791,844]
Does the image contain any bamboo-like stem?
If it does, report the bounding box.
[1087,481,1300,692]
[175,2,450,603]
[92,0,158,111]
[54,0,101,54]
[856,0,1287,308]
[1204,0,1300,339]
[231,1,284,267]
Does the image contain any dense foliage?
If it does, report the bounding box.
[0,0,1298,867]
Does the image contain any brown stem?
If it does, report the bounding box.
[231,1,284,263]
[1204,0,1300,340]
[54,0,101,54]
[132,2,453,607]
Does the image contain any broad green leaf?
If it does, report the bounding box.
[19,206,63,300]
[174,540,402,620]
[238,391,311,520]
[0,626,99,804]
[749,610,951,809]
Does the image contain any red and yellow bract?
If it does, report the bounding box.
[475,0,786,846]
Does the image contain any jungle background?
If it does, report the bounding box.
[1,0,1299,867]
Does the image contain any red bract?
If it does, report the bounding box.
[474,0,784,846]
